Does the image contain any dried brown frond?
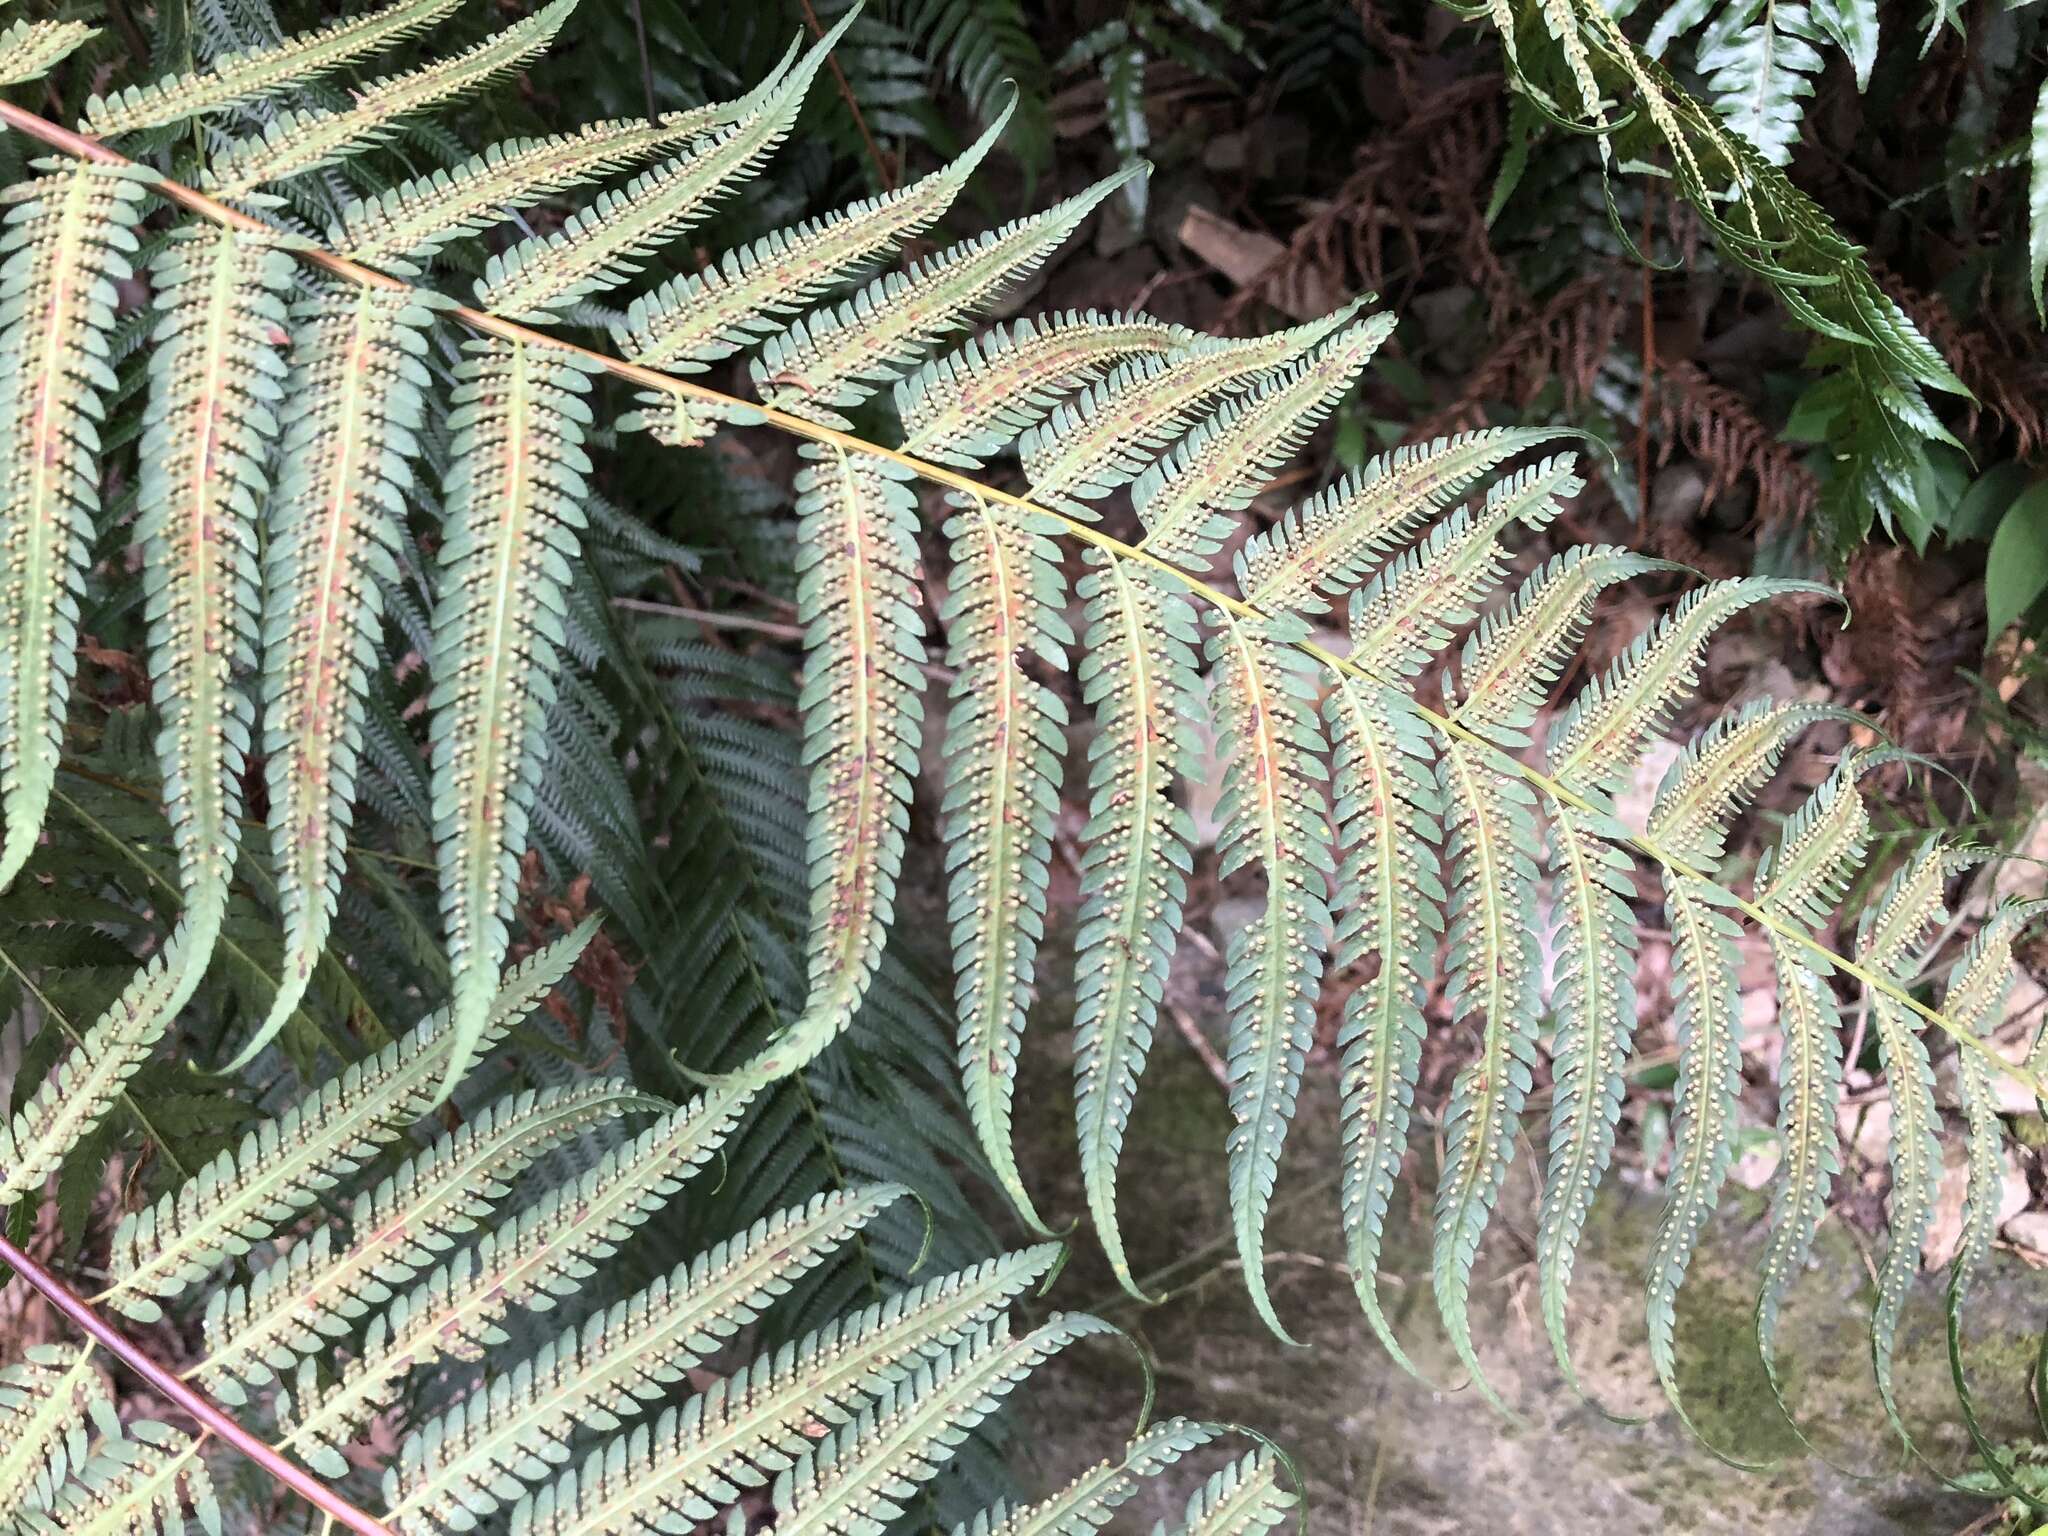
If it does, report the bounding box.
[1410,273,1626,438]
[1876,264,2048,460]
[1654,360,1818,528]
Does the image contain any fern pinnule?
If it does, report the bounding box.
[0,19,94,88]
[510,1245,1062,1536]
[1019,300,1369,513]
[103,924,600,1319]
[333,102,745,272]
[387,1184,909,1534]
[245,285,436,1067]
[1210,616,1332,1344]
[1072,555,1201,1299]
[1172,1449,1297,1536]
[1236,427,1569,617]
[477,13,848,322]
[201,0,579,201]
[942,497,1070,1234]
[195,1078,661,1405]
[898,311,1192,469]
[1645,699,1870,867]
[0,1348,107,1522]
[81,0,460,136]
[428,337,601,1102]
[0,160,151,891]
[1326,679,1441,1378]
[752,163,1147,430]
[950,1419,1223,1536]
[282,1086,753,1474]
[1132,315,1395,567]
[617,93,1015,374]
[18,1420,218,1536]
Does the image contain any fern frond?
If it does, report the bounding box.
[1134,317,1393,567]
[82,0,459,136]
[948,1420,1221,1536]
[1072,556,1201,1298]
[1546,579,1836,796]
[195,1078,657,1404]
[1326,677,1441,1377]
[1170,1451,1295,1536]
[752,164,1144,430]
[1431,738,1542,1414]
[769,1316,1113,1536]
[1345,453,1577,680]
[428,337,600,1101]
[283,1087,752,1474]
[1537,800,1638,1398]
[476,14,847,322]
[20,1423,217,1536]
[388,1184,908,1534]
[509,1246,1061,1536]
[711,448,924,1091]
[0,19,94,87]
[102,925,598,1319]
[0,1347,107,1522]
[1019,301,1368,512]
[1211,615,1331,1343]
[0,161,151,890]
[942,497,1068,1234]
[1645,874,1744,1432]
[1752,951,1842,1375]
[1644,700,1866,866]
[246,286,435,1066]
[202,0,577,200]
[1696,0,1824,166]
[333,105,740,272]
[1237,427,1567,618]
[617,96,1013,373]
[898,311,1191,468]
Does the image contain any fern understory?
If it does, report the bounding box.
[0,1,2044,1526]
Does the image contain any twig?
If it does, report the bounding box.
[1169,1002,1232,1095]
[627,0,658,122]
[0,1232,398,1536]
[611,596,957,681]
[793,0,894,190]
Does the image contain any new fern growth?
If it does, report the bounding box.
[0,0,2041,1488]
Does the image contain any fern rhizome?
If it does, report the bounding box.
[0,0,2043,1512]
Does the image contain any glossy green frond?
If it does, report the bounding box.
[334,105,740,272]
[898,310,1190,468]
[428,337,600,1102]
[18,1422,216,1536]
[1132,315,1394,566]
[476,14,846,321]
[942,498,1068,1234]
[103,925,598,1320]
[1211,615,1331,1343]
[1326,677,1441,1378]
[0,1348,106,1522]
[0,161,151,891]
[1538,800,1638,1398]
[753,165,1143,430]
[1019,299,1368,512]
[949,1420,1222,1536]
[1547,579,1837,797]
[283,1086,752,1474]
[617,96,1013,373]
[710,447,924,1092]
[389,1184,908,1534]
[81,0,458,135]
[1072,555,1201,1298]
[510,1245,1061,1536]
[249,286,436,1065]
[1646,874,1744,1432]
[1345,453,1577,680]
[0,19,93,87]
[770,1316,1112,1536]
[195,1078,655,1405]
[1236,427,1567,617]
[1645,700,1868,866]
[1170,1451,1296,1536]
[202,0,577,200]
[1432,738,1542,1414]
[1453,548,1676,749]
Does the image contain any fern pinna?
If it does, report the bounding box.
[0,920,1289,1536]
[0,0,2040,1479]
